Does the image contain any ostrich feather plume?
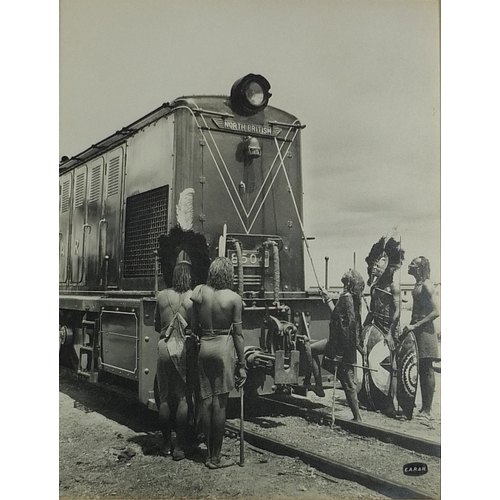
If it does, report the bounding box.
[176,188,195,230]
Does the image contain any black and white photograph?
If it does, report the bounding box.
[56,1,446,498]
[3,0,488,498]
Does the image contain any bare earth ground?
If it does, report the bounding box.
[303,369,441,443]
[59,369,440,500]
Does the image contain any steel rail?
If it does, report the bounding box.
[260,396,441,458]
[225,422,433,499]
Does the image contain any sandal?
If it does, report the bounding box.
[206,458,235,469]
[159,446,172,457]
[172,449,186,461]
[416,412,435,422]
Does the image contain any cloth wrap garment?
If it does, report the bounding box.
[411,283,440,361]
[322,292,360,414]
[157,312,197,404]
[324,292,358,365]
[198,328,236,399]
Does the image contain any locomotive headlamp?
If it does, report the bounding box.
[245,82,266,107]
[230,74,272,115]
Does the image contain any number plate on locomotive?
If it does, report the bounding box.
[228,250,269,268]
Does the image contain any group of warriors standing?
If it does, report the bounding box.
[306,236,440,423]
[154,227,440,468]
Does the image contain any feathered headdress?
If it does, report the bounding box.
[158,188,210,288]
[365,236,404,286]
[176,188,195,231]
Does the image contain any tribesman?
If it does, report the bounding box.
[319,269,365,421]
[154,208,211,459]
[155,254,195,460]
[363,236,404,417]
[191,257,247,469]
[403,256,440,420]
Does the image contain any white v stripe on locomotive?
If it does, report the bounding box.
[174,102,301,235]
[214,124,299,230]
[194,108,301,232]
[246,126,298,217]
[247,126,301,233]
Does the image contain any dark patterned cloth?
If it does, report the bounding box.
[324,292,359,365]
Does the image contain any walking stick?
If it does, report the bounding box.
[239,386,245,466]
[331,364,338,428]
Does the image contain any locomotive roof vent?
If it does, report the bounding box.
[230,74,272,116]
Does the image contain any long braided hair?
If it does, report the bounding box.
[172,263,192,293]
[341,269,365,336]
[207,257,234,291]
[417,256,431,281]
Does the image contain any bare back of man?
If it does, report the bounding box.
[155,286,194,459]
[193,286,238,329]
[156,288,193,333]
[191,258,247,469]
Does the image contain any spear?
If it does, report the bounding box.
[331,365,338,428]
[239,386,245,466]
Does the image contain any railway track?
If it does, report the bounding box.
[225,422,434,499]
[258,395,441,458]
[225,392,440,499]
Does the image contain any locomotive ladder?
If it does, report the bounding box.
[77,316,99,383]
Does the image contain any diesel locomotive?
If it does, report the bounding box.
[59,74,331,408]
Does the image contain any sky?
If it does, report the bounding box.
[59,0,441,288]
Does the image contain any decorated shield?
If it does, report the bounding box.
[358,324,394,412]
[396,331,419,420]
[354,349,365,394]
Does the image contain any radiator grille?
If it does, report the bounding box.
[124,186,168,277]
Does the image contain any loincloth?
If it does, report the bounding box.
[157,335,198,403]
[412,322,440,361]
[198,329,236,399]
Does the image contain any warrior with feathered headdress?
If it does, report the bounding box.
[363,236,405,350]
[154,188,210,460]
[360,236,404,418]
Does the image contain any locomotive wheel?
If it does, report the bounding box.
[59,325,73,352]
